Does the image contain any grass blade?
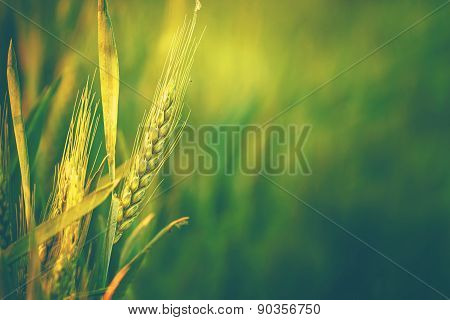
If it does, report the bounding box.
[26,77,61,168]
[103,217,189,299]
[99,194,120,286]
[119,212,155,268]
[26,217,42,299]
[98,0,119,180]
[77,157,108,255]
[7,39,34,231]
[98,159,128,188]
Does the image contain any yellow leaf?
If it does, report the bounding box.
[7,40,34,231]
[98,0,119,180]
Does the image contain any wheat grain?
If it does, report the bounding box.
[114,2,202,243]
[43,77,98,298]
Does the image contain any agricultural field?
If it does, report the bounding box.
[0,0,449,299]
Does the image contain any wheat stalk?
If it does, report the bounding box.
[114,2,202,243]
[43,77,98,298]
[0,98,10,249]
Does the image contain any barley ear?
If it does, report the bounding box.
[7,40,34,230]
[98,0,119,181]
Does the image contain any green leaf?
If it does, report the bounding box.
[103,217,189,299]
[26,77,61,168]
[99,194,120,287]
[26,224,42,299]
[119,212,155,268]
[97,159,128,188]
[3,179,119,265]
[77,157,108,255]
[7,39,34,231]
[98,0,119,180]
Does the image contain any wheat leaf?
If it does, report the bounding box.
[119,212,155,268]
[7,39,33,231]
[98,159,128,188]
[103,217,189,299]
[7,78,61,177]
[26,77,61,168]
[98,0,119,180]
[99,194,120,286]
[3,179,119,264]
[26,224,42,299]
[102,263,129,300]
[77,157,108,255]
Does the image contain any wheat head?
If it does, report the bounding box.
[114,1,202,243]
[43,77,98,298]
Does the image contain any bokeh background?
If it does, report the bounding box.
[1,0,449,299]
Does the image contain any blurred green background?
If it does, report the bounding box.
[1,0,449,299]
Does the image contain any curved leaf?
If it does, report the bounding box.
[103,217,189,299]
[119,212,155,268]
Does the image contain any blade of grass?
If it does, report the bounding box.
[99,194,120,287]
[98,159,128,188]
[103,217,189,299]
[7,40,34,230]
[26,218,42,299]
[119,212,155,268]
[3,179,119,264]
[77,157,107,256]
[26,77,61,168]
[98,0,119,181]
[8,78,61,175]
